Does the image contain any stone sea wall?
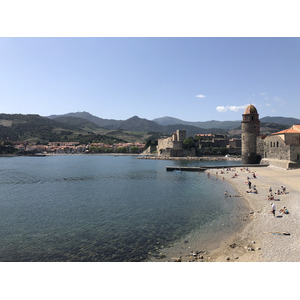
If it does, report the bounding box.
[138,155,241,161]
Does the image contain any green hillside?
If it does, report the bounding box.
[0,113,152,144]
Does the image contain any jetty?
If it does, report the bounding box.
[166,164,268,172]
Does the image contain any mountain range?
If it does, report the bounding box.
[47,111,297,135]
[0,111,298,144]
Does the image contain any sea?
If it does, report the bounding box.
[0,155,248,262]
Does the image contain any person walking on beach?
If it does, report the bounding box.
[271,203,276,217]
[248,180,252,189]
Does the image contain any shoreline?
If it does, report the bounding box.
[147,168,251,262]
[150,165,300,262]
[208,166,300,262]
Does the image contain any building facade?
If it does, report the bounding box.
[258,125,300,168]
[156,129,195,157]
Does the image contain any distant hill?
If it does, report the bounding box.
[0,113,129,144]
[228,122,289,138]
[0,113,68,142]
[154,116,300,132]
[260,116,300,126]
[48,111,123,128]
[153,116,242,130]
[51,116,102,131]
[116,116,163,132]
[48,113,226,137]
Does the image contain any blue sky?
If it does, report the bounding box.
[1,37,300,122]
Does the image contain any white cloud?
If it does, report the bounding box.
[216,104,248,113]
[195,94,205,98]
[216,106,227,112]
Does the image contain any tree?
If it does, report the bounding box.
[116,147,127,153]
[183,137,195,150]
[130,146,139,153]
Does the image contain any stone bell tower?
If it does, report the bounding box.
[241,104,260,164]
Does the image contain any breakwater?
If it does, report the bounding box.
[138,155,241,161]
[166,164,268,172]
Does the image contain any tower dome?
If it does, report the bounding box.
[244,104,258,115]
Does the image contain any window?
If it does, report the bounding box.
[277,141,279,147]
[270,142,272,147]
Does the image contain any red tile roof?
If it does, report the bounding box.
[272,125,300,135]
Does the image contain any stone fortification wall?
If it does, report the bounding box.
[170,148,195,157]
[289,145,300,162]
[159,148,195,157]
[260,158,290,169]
[256,136,265,160]
[263,135,290,161]
[142,145,157,155]
[158,138,173,150]
[158,139,183,151]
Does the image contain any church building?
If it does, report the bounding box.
[241,104,300,169]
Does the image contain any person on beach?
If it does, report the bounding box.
[224,191,228,197]
[246,188,258,194]
[271,203,276,217]
[269,187,272,193]
[248,181,252,189]
[268,194,274,201]
[279,206,289,214]
[281,186,286,194]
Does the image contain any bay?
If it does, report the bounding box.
[0,155,246,261]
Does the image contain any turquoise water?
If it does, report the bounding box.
[0,155,244,261]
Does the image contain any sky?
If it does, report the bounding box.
[1,37,300,122]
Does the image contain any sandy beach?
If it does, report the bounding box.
[198,166,300,262]
[152,164,300,262]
